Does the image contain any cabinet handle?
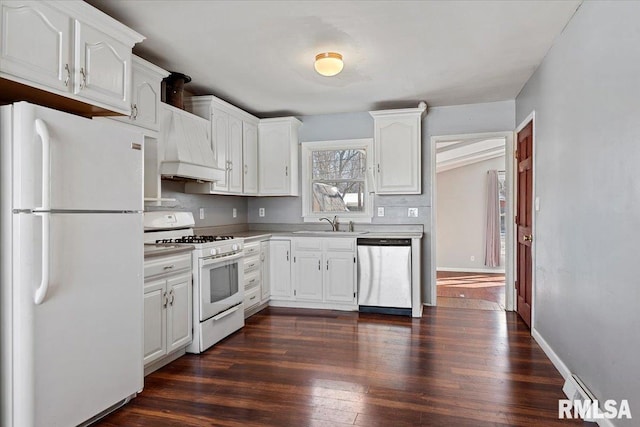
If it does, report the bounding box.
[228,161,233,171]
[250,295,256,300]
[64,64,70,87]
[248,263,256,268]
[132,104,138,120]
[326,260,329,270]
[249,278,256,284]
[286,250,289,261]
[318,260,320,270]
[244,164,248,175]
[169,289,175,306]
[163,264,175,270]
[163,291,168,308]
[377,163,380,173]
[285,166,288,176]
[79,67,87,89]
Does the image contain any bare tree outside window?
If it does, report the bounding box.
[311,149,366,213]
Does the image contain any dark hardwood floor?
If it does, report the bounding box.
[95,307,582,426]
[437,271,505,310]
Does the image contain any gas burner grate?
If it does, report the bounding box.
[156,235,234,244]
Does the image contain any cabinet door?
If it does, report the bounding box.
[228,114,243,193]
[243,121,258,195]
[74,20,131,113]
[375,115,421,194]
[324,251,357,303]
[166,272,192,353]
[211,107,229,191]
[258,122,290,195]
[143,279,166,365]
[131,64,161,130]
[260,241,270,302]
[0,1,71,91]
[269,240,292,299]
[293,251,323,301]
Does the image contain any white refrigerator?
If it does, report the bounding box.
[1,102,144,427]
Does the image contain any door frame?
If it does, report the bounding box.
[515,111,536,327]
[430,131,516,311]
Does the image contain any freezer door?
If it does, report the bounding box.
[11,102,142,211]
[357,245,412,308]
[10,212,143,427]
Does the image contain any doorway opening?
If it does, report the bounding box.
[430,132,515,311]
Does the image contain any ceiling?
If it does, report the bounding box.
[87,0,581,118]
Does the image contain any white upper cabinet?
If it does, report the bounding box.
[0,1,71,91]
[243,121,258,195]
[185,95,259,196]
[0,0,144,115]
[113,56,168,131]
[370,104,426,194]
[258,117,301,196]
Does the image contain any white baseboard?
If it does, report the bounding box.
[531,327,616,427]
[437,267,506,274]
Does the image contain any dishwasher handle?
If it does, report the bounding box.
[357,238,411,247]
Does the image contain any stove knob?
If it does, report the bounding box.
[232,243,239,251]
[210,248,218,256]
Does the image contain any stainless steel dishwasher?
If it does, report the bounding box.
[357,238,412,316]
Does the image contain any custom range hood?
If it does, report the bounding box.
[159,103,224,182]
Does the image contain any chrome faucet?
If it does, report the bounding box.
[319,216,339,231]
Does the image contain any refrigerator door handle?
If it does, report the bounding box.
[35,118,51,210]
[34,212,50,305]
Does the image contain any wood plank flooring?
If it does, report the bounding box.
[95,307,583,426]
[437,271,505,310]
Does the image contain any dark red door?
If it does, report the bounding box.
[516,121,533,328]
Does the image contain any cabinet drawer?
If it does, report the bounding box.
[244,242,260,256]
[244,286,261,310]
[144,253,191,279]
[324,238,355,252]
[243,254,260,272]
[244,269,261,290]
[293,237,323,251]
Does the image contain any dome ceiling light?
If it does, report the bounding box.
[314,52,344,77]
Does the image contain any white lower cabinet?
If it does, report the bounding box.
[243,239,271,318]
[269,239,292,299]
[270,237,357,310]
[143,253,192,372]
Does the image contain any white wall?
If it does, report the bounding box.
[436,155,505,272]
[516,2,640,421]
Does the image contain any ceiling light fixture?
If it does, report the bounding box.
[314,52,343,77]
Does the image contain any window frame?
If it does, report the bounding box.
[301,138,374,223]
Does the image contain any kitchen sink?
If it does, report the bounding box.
[292,230,369,236]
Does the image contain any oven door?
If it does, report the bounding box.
[198,252,244,321]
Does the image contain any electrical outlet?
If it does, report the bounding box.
[377,207,385,217]
[232,208,237,218]
[408,208,418,217]
[470,256,475,262]
[258,208,265,217]
[199,208,205,220]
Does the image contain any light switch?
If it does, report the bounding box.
[377,207,385,217]
[199,208,205,220]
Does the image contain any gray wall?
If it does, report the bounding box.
[148,181,248,228]
[516,1,639,419]
[437,156,505,272]
[248,101,514,304]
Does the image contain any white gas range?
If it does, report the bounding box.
[144,211,245,353]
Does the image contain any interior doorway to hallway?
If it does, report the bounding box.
[430,132,515,311]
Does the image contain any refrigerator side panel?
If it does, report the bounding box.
[1,106,15,426]
[12,102,143,212]
[13,213,143,427]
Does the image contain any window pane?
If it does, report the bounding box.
[312,149,365,180]
[312,181,365,213]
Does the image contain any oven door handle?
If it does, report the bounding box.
[212,304,242,321]
[200,251,244,267]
